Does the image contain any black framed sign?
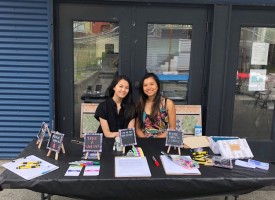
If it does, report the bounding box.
[46,131,65,153]
[83,133,103,152]
[119,128,137,147]
[165,130,184,148]
[37,122,48,142]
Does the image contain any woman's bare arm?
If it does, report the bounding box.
[99,118,119,138]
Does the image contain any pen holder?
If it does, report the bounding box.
[115,137,123,152]
[194,125,202,136]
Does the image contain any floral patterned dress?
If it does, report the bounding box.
[142,97,169,138]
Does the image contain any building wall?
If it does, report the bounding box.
[0,0,53,158]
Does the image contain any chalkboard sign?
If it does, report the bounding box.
[165,130,184,148]
[37,122,48,142]
[47,131,65,153]
[119,128,137,147]
[83,133,103,152]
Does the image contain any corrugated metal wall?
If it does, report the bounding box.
[0,0,52,158]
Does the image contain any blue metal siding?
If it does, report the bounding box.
[0,0,52,158]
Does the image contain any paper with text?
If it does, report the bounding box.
[115,157,151,177]
[64,165,83,176]
[83,165,100,176]
[2,155,59,180]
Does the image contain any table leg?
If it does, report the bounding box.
[41,193,52,200]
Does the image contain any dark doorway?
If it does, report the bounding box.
[56,3,208,137]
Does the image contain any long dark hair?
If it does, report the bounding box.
[136,73,161,128]
[107,75,135,120]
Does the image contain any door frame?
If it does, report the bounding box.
[55,2,209,137]
[222,7,275,161]
[132,5,209,104]
[56,3,132,136]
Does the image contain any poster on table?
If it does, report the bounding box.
[165,130,184,148]
[83,133,103,152]
[46,131,65,153]
[119,128,137,147]
[37,122,48,142]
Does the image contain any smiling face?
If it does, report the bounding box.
[113,79,130,99]
[143,77,159,98]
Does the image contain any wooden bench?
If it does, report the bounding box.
[80,103,99,138]
[80,103,202,138]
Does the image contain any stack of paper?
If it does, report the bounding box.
[217,138,254,159]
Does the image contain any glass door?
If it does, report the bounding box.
[132,6,208,105]
[57,3,209,137]
[57,4,131,136]
[224,8,275,161]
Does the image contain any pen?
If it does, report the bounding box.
[20,161,42,165]
[67,170,81,172]
[161,151,173,161]
[69,161,100,165]
[80,161,100,165]
[193,154,205,158]
[85,170,100,172]
[41,170,52,175]
[19,164,40,167]
[152,156,160,167]
[16,165,40,169]
[192,151,208,155]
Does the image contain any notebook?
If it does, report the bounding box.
[160,155,201,175]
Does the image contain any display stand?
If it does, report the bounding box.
[46,131,65,160]
[83,133,103,161]
[36,122,51,149]
[119,128,137,155]
[165,129,184,155]
[167,145,181,155]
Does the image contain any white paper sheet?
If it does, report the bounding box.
[251,42,269,65]
[83,165,100,176]
[2,155,59,180]
[248,69,267,91]
[64,165,83,176]
[115,157,151,177]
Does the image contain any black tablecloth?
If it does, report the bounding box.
[1,138,275,200]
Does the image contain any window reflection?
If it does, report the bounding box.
[233,27,275,139]
[73,21,119,135]
[146,24,192,104]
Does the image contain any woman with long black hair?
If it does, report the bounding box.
[95,75,135,137]
[136,73,176,138]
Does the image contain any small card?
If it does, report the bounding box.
[64,165,83,176]
[83,165,100,176]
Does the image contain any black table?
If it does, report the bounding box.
[1,138,275,200]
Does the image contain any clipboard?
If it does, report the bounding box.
[2,155,59,180]
[160,155,201,175]
[114,156,151,177]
